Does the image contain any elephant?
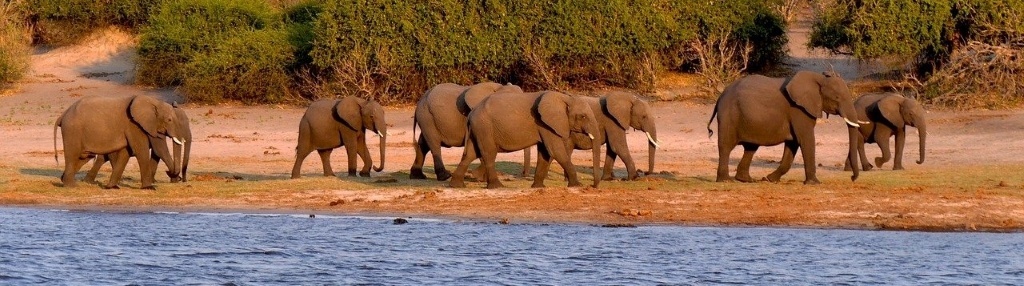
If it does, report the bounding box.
[521,92,659,181]
[844,93,927,171]
[449,91,601,189]
[54,95,185,189]
[84,106,193,183]
[706,70,869,184]
[291,96,386,178]
[410,82,523,180]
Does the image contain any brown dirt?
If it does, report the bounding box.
[2,27,1024,232]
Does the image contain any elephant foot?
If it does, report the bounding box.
[346,171,357,177]
[874,157,887,168]
[359,171,371,177]
[530,182,545,188]
[141,185,157,190]
[893,166,904,171]
[715,176,734,183]
[567,181,583,187]
[409,168,427,180]
[862,164,874,171]
[486,181,505,189]
[735,174,755,183]
[601,174,616,181]
[803,178,821,185]
[103,185,120,190]
[436,170,452,181]
[763,174,782,183]
[449,179,466,188]
[842,165,852,171]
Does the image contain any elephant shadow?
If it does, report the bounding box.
[188,171,290,182]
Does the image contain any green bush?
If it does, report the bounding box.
[810,0,1024,65]
[26,0,164,46]
[181,29,295,103]
[136,0,281,87]
[1,3,30,87]
[309,0,787,103]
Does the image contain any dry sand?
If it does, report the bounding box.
[2,27,1023,231]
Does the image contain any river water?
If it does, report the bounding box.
[1,207,1022,285]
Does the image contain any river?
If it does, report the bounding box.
[1,207,1022,284]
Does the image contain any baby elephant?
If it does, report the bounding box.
[292,96,387,178]
[845,93,927,171]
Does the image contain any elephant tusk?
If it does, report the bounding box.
[587,133,595,140]
[375,131,385,138]
[646,132,660,148]
[857,120,871,125]
[844,118,860,128]
[172,137,183,145]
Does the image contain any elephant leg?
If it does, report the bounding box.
[735,143,759,183]
[520,146,532,178]
[449,136,480,188]
[546,142,580,187]
[480,145,503,189]
[409,134,429,179]
[317,149,335,177]
[130,142,158,190]
[341,134,359,177]
[85,155,108,183]
[765,141,799,183]
[857,133,872,171]
[356,133,372,177]
[716,138,737,182]
[105,149,131,189]
[602,150,617,181]
[290,140,313,178]
[893,130,906,170]
[874,129,893,168]
[797,140,820,185]
[607,135,637,180]
[61,148,86,188]
[532,144,552,188]
[420,118,451,181]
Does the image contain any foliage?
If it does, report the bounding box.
[309,0,787,103]
[24,0,164,46]
[0,1,30,87]
[135,0,281,88]
[180,29,296,104]
[809,0,1024,108]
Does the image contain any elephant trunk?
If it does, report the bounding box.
[374,128,386,173]
[644,122,658,174]
[916,119,926,164]
[169,138,183,182]
[592,141,601,188]
[847,126,860,181]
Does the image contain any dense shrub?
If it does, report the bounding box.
[1,2,30,87]
[181,29,295,103]
[136,0,281,87]
[809,0,1024,107]
[309,0,787,103]
[25,0,164,46]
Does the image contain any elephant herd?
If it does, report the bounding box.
[52,69,926,190]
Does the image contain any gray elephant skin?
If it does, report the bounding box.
[707,70,868,184]
[410,82,522,181]
[54,95,185,189]
[450,91,601,189]
[292,96,386,178]
[522,92,659,181]
[85,107,192,183]
[845,92,927,171]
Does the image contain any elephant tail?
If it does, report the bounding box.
[706,100,720,139]
[412,115,418,145]
[53,116,61,164]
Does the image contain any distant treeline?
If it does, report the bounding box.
[5,0,789,103]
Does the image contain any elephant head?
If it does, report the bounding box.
[129,95,184,177]
[169,107,192,182]
[604,92,659,174]
[538,91,601,187]
[783,71,867,180]
[876,95,927,164]
[336,96,387,172]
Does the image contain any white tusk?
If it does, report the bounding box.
[172,137,183,145]
[587,133,595,140]
[646,132,660,148]
[844,118,861,128]
[857,120,871,125]
[375,131,385,138]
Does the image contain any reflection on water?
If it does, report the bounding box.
[1,207,1022,284]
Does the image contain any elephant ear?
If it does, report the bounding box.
[334,96,363,130]
[876,95,906,127]
[783,71,824,118]
[603,92,632,130]
[129,95,161,137]
[537,92,571,138]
